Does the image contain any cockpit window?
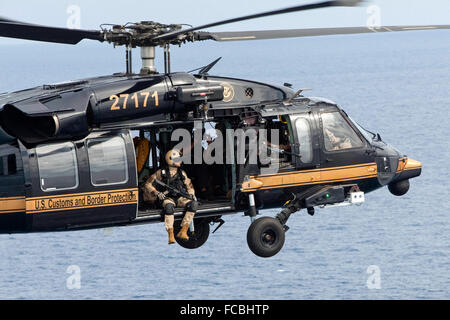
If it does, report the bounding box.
[322,112,363,151]
[349,117,376,143]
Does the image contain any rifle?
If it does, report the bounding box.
[153,179,196,201]
[267,146,302,159]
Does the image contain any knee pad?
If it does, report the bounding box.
[163,203,175,215]
[186,200,198,212]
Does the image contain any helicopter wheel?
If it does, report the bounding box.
[174,218,210,249]
[247,217,285,258]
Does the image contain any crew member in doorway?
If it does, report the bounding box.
[143,149,198,245]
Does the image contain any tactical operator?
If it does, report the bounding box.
[143,149,198,245]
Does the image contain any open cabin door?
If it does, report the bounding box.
[24,130,138,231]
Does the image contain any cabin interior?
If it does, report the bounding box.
[133,116,293,216]
[0,115,295,225]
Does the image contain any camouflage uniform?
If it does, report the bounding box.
[143,149,197,244]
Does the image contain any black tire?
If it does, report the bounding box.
[247,217,285,258]
[174,218,210,249]
[388,179,410,196]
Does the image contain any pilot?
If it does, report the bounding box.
[324,128,352,150]
[143,149,198,245]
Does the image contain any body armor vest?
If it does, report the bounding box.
[159,167,187,198]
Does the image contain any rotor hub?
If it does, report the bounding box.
[102,21,192,47]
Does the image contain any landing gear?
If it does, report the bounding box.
[247,217,285,258]
[174,218,210,249]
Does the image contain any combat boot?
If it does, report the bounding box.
[167,228,175,244]
[176,224,190,241]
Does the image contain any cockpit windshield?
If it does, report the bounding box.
[349,117,376,143]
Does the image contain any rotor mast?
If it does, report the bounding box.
[100,22,186,75]
[140,46,156,74]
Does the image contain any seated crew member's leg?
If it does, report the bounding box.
[162,198,176,244]
[176,197,198,240]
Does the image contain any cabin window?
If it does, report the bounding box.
[87,136,129,186]
[7,154,17,174]
[293,116,313,163]
[0,154,17,176]
[322,112,363,151]
[36,142,79,192]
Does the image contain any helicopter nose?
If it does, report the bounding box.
[396,157,422,175]
[388,157,422,196]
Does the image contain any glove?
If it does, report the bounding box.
[156,192,166,201]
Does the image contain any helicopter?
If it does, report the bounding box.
[0,0,439,258]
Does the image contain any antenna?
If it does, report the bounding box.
[199,57,222,75]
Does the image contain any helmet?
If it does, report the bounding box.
[165,149,182,167]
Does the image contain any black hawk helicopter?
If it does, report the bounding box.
[0,0,438,257]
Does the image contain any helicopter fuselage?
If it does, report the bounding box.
[0,72,421,236]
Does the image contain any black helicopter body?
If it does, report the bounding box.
[0,70,421,253]
[0,72,291,145]
[0,0,439,257]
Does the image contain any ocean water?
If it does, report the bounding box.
[0,30,449,299]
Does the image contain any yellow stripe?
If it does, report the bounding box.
[26,189,138,214]
[28,188,138,200]
[397,158,422,173]
[242,163,377,192]
[0,197,26,214]
[252,162,376,178]
[403,166,422,171]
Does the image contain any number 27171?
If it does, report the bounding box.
[110,91,159,110]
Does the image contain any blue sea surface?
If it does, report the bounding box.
[0,30,449,299]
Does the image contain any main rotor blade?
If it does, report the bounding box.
[0,16,23,23]
[0,20,104,44]
[153,0,364,41]
[201,25,450,41]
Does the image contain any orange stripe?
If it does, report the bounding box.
[397,158,422,173]
[0,197,26,214]
[29,188,138,200]
[242,163,377,192]
[26,189,138,214]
